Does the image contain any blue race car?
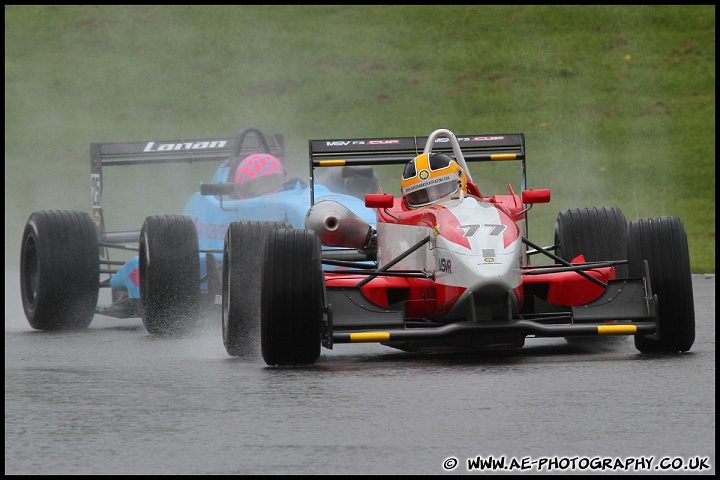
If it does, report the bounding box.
[19,128,379,335]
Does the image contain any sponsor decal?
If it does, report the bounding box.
[483,248,498,263]
[325,139,400,146]
[439,258,452,273]
[91,173,101,208]
[470,136,505,142]
[324,135,507,148]
[92,209,102,228]
[403,173,454,194]
[143,140,227,152]
[434,136,506,143]
[419,169,429,180]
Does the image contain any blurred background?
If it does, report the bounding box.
[5,5,715,272]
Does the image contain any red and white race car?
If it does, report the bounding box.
[221,128,695,366]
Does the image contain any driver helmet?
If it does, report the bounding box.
[401,152,468,208]
[234,153,286,199]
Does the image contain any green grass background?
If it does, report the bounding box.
[5,5,715,272]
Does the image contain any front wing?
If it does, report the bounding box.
[320,263,659,350]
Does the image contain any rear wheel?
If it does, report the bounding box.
[20,210,99,330]
[139,215,200,336]
[261,229,323,366]
[628,217,695,353]
[222,221,291,357]
[555,206,628,276]
[555,207,628,346]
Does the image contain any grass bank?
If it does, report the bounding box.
[4,5,715,272]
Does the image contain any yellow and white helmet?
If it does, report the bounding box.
[401,153,468,208]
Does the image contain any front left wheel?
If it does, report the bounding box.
[261,229,324,366]
[628,217,695,353]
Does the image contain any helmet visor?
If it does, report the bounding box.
[403,174,459,208]
[235,172,285,199]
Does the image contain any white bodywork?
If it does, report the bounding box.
[377,196,524,294]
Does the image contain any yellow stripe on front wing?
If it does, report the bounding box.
[597,325,637,335]
[350,332,391,342]
[490,153,517,160]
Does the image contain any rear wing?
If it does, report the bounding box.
[308,131,526,204]
[90,127,284,243]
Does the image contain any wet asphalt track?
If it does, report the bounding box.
[4,271,715,475]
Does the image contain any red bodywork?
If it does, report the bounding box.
[327,178,613,321]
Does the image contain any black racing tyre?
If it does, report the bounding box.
[555,207,628,346]
[20,210,99,330]
[628,217,695,353]
[261,229,323,366]
[139,215,200,336]
[222,220,291,357]
[555,206,628,277]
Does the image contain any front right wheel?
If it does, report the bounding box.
[555,207,628,347]
[554,206,628,277]
[261,229,324,366]
[139,214,200,336]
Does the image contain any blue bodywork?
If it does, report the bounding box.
[107,163,377,301]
